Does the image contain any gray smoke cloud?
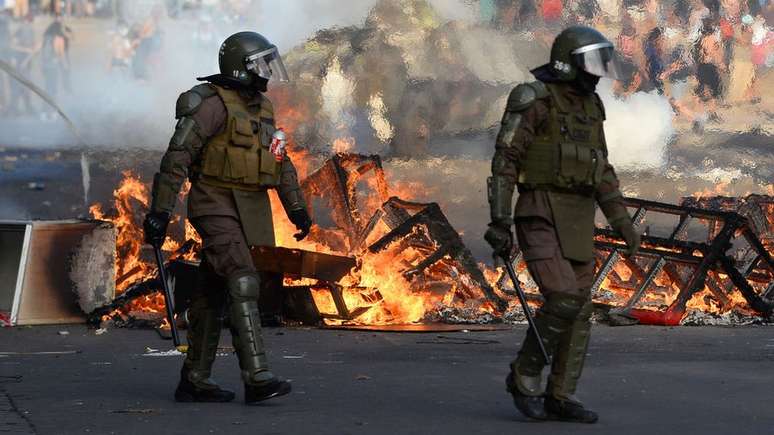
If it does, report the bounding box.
[0,0,674,177]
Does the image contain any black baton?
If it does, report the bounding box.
[501,255,550,364]
[152,244,186,352]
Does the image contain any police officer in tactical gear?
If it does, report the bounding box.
[144,31,312,405]
[485,26,640,423]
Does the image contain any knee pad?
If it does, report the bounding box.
[227,272,260,300]
[541,293,587,321]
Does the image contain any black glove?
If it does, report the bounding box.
[484,222,513,258]
[288,208,312,241]
[143,211,170,246]
[612,219,641,256]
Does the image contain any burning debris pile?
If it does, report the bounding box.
[586,196,774,326]
[87,149,774,329]
[87,152,507,328]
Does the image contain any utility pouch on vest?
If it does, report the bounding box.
[520,84,606,191]
[231,117,254,148]
[198,86,281,190]
[557,142,600,188]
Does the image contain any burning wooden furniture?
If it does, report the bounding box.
[588,196,774,325]
[300,153,507,316]
[365,197,507,311]
[300,153,389,253]
[251,246,367,323]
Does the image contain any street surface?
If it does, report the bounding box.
[1,324,772,435]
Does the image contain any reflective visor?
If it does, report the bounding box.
[245,46,289,82]
[571,42,623,80]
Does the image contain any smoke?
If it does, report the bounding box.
[598,82,675,170]
[248,0,378,50]
[1,0,674,172]
[0,1,385,150]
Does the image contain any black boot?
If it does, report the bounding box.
[175,368,236,403]
[244,379,292,405]
[544,396,598,423]
[506,372,547,420]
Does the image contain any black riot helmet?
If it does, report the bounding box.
[214,31,289,87]
[548,26,622,82]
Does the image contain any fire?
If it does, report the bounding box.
[693,181,731,199]
[268,190,337,254]
[90,171,153,292]
[269,85,316,179]
[333,237,439,325]
[90,171,200,319]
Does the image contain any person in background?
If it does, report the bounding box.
[725,12,759,103]
[14,0,30,19]
[748,12,773,101]
[643,26,667,93]
[693,17,726,120]
[614,14,644,95]
[540,0,565,27]
[9,13,37,115]
[131,5,164,81]
[106,20,135,75]
[720,0,743,66]
[41,14,72,102]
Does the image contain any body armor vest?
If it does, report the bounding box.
[197,86,281,191]
[518,83,607,193]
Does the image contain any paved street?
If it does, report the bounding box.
[1,324,773,435]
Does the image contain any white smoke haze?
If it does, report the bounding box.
[0,0,683,179]
[597,81,675,170]
[0,0,384,150]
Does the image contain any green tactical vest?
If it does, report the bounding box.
[518,83,608,263]
[517,83,607,192]
[197,86,281,191]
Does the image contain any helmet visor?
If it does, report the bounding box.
[572,42,623,80]
[245,46,289,82]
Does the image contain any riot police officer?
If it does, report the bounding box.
[143,32,312,405]
[485,26,640,423]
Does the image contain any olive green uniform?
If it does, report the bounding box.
[149,83,307,389]
[489,80,633,404]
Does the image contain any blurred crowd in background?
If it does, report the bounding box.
[0,0,772,125]
[485,0,773,123]
[0,0,255,117]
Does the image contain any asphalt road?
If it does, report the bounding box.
[1,324,773,435]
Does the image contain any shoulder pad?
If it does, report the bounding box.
[505,81,549,112]
[175,85,217,119]
[175,91,202,119]
[526,81,550,99]
[190,83,217,98]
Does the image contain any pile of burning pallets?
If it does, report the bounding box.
[91,153,504,327]
[584,196,771,325]
[89,152,773,328]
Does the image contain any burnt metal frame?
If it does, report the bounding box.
[298,153,509,318]
[368,197,508,311]
[300,153,390,253]
[592,197,774,322]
